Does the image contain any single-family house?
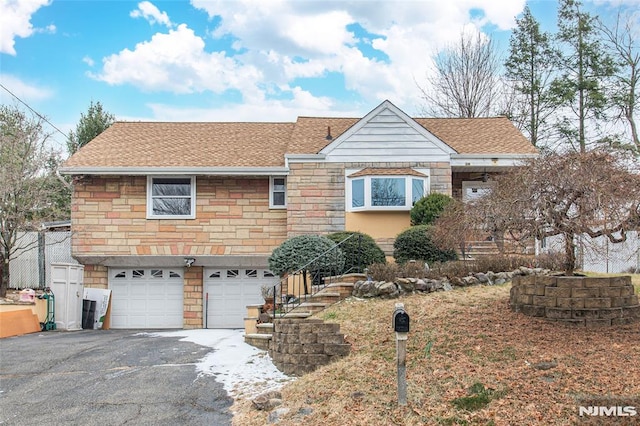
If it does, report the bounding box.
[60,100,538,329]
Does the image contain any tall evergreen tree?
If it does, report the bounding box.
[505,6,557,147]
[66,101,115,154]
[550,0,616,152]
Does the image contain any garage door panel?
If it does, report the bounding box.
[205,269,278,329]
[109,268,183,329]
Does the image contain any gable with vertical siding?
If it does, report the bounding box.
[319,101,455,163]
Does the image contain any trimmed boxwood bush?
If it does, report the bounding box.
[410,193,453,225]
[327,231,386,274]
[268,234,345,277]
[393,225,457,264]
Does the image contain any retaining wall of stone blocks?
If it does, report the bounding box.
[510,275,640,327]
[269,318,351,376]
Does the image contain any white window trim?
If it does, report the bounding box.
[269,176,287,209]
[146,176,196,219]
[346,170,429,212]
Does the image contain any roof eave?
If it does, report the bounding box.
[58,166,290,176]
[450,153,539,168]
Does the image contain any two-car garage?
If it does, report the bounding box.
[108,267,279,329]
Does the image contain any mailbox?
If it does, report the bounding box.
[393,307,410,333]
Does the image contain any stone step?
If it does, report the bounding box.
[256,323,274,335]
[309,292,341,304]
[244,333,272,351]
[295,302,327,315]
[271,312,312,319]
[323,283,355,299]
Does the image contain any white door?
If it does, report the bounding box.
[50,263,84,331]
[109,268,184,329]
[204,268,279,328]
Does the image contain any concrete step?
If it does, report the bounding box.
[244,333,272,351]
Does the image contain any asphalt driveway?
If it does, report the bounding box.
[0,330,233,426]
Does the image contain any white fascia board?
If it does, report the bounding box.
[58,166,290,176]
[450,154,538,167]
[284,153,326,164]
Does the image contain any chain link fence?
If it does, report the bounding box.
[9,231,78,289]
[541,231,639,274]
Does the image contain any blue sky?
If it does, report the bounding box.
[0,0,637,151]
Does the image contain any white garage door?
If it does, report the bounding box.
[109,268,184,329]
[204,268,279,328]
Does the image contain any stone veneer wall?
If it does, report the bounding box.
[71,175,287,258]
[183,266,203,329]
[510,275,640,326]
[269,318,351,376]
[286,161,452,240]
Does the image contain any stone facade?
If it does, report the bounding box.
[269,318,350,376]
[510,275,640,327]
[286,162,346,237]
[71,175,287,260]
[183,266,203,329]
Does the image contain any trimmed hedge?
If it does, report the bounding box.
[393,225,457,264]
[327,231,386,274]
[268,234,345,277]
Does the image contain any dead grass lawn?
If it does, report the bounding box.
[232,275,640,426]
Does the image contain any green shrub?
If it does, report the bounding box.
[393,225,457,265]
[410,193,453,226]
[268,235,345,277]
[327,231,386,274]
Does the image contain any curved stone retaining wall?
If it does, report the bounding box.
[510,275,640,327]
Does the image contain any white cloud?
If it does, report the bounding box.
[82,56,95,67]
[143,87,363,122]
[0,74,54,103]
[94,0,529,120]
[0,0,52,55]
[91,24,262,95]
[130,1,173,27]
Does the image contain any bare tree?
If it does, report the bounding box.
[469,150,640,275]
[419,30,503,118]
[598,11,640,155]
[0,105,64,297]
[430,199,486,260]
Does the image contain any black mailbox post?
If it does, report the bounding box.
[392,303,409,406]
[393,307,410,333]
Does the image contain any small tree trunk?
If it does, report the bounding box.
[1,258,9,298]
[564,233,576,275]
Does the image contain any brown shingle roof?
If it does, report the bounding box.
[62,115,536,170]
[63,122,295,169]
[415,117,538,155]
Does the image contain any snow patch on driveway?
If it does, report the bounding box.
[147,329,294,399]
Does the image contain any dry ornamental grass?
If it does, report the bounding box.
[232,276,640,426]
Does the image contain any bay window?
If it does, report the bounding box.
[347,169,428,211]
